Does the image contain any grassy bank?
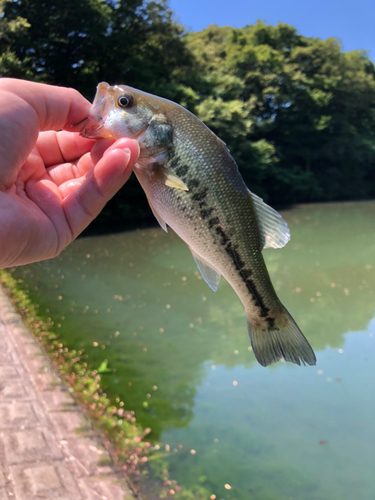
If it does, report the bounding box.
[0,270,195,499]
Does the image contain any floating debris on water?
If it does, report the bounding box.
[224,484,232,490]
[190,449,196,455]
[232,381,238,386]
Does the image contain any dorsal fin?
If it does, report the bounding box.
[250,191,290,250]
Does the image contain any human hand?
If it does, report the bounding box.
[0,78,139,268]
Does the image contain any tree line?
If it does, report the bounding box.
[1,0,375,230]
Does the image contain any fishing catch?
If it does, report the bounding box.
[81,82,316,367]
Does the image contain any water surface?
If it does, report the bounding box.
[10,201,375,499]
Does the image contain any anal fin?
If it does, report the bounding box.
[190,250,221,291]
[149,200,168,232]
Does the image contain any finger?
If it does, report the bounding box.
[0,79,92,189]
[90,138,116,164]
[46,157,94,188]
[47,138,139,186]
[0,78,91,132]
[63,141,139,238]
[36,131,94,167]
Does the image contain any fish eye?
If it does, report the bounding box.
[117,95,133,108]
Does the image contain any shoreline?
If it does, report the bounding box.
[0,270,187,500]
[0,281,137,499]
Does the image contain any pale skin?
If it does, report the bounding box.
[0,78,139,268]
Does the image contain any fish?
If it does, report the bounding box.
[81,82,316,367]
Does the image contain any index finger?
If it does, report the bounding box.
[0,78,91,131]
[36,131,95,168]
[0,79,92,189]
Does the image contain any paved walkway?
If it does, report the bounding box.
[0,286,136,500]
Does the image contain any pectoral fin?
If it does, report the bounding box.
[249,191,290,250]
[155,166,189,191]
[190,250,221,291]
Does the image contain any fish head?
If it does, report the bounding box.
[81,82,155,141]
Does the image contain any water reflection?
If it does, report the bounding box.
[9,201,375,499]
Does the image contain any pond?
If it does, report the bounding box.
[9,201,375,500]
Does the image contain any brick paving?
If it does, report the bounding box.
[0,286,136,500]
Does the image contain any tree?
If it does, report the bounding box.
[187,22,375,204]
[0,0,31,78]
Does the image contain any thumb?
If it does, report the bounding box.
[63,139,139,239]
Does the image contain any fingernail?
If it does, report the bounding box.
[121,147,131,158]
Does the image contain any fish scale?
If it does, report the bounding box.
[81,82,316,368]
[148,116,278,326]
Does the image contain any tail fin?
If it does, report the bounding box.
[247,308,316,367]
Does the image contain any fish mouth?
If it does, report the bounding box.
[80,82,113,139]
[80,112,117,139]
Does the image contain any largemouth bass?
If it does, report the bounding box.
[81,82,316,367]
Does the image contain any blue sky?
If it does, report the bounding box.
[169,0,375,59]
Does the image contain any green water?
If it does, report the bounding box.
[10,201,375,500]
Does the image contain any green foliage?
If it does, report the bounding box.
[0,0,31,77]
[187,23,375,204]
[1,3,375,223]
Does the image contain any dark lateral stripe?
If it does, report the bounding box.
[192,187,209,202]
[189,178,200,188]
[224,242,245,270]
[239,268,252,280]
[225,242,270,318]
[244,278,270,318]
[216,226,230,245]
[208,217,220,229]
[176,165,189,177]
[266,317,276,329]
[201,207,214,219]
